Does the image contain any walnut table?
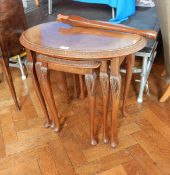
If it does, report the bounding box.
[20,22,146,147]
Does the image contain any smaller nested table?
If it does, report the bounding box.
[20,22,146,147]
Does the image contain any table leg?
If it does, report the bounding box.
[26,50,51,128]
[85,73,97,146]
[60,72,70,103]
[73,74,78,98]
[122,54,135,116]
[110,58,121,148]
[100,61,109,144]
[1,59,20,110]
[79,75,85,99]
[137,56,148,103]
[37,62,60,132]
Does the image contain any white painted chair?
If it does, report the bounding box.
[119,6,159,103]
[48,0,52,14]
[9,52,27,80]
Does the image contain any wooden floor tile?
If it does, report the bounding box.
[38,147,59,175]
[0,113,18,145]
[97,165,128,175]
[0,125,5,159]
[22,104,38,120]
[83,135,137,162]
[60,128,87,168]
[13,119,28,132]
[0,159,41,175]
[123,160,147,175]
[132,131,170,175]
[75,151,132,175]
[127,144,164,175]
[48,139,77,175]
[143,109,170,142]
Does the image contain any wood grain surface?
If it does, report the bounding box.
[20,22,146,60]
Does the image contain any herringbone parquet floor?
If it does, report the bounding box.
[0,59,170,175]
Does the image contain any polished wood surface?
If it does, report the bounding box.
[36,54,100,145]
[20,22,146,60]
[20,22,146,147]
[100,61,110,143]
[110,58,121,147]
[36,62,60,132]
[79,75,86,99]
[122,55,135,116]
[57,14,157,40]
[0,61,169,174]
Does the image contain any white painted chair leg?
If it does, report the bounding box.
[17,55,26,80]
[48,0,52,15]
[137,56,148,103]
[22,0,28,8]
[112,8,115,19]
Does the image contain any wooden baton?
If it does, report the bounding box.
[57,14,157,40]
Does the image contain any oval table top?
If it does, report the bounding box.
[20,22,146,60]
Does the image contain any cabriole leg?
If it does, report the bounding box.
[100,61,109,144]
[122,54,135,116]
[60,72,70,103]
[79,75,85,99]
[34,62,51,127]
[110,58,121,148]
[73,74,78,98]
[38,62,60,132]
[26,50,51,128]
[85,73,97,146]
